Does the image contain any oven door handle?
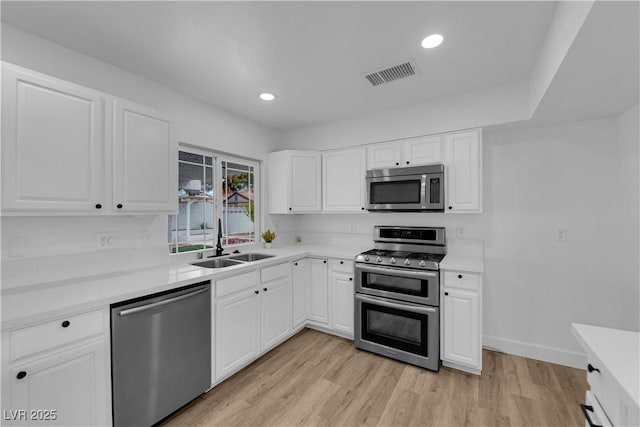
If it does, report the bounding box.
[355,293,437,315]
[356,264,438,279]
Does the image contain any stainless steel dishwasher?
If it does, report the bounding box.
[110,281,211,427]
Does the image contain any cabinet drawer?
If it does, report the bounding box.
[442,271,481,291]
[331,259,354,273]
[216,270,259,298]
[261,263,291,283]
[586,354,636,426]
[10,309,105,361]
[584,390,612,427]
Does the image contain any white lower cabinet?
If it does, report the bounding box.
[291,259,310,329]
[2,309,110,426]
[330,260,354,337]
[215,287,260,381]
[308,258,329,324]
[9,340,108,426]
[441,270,483,374]
[260,265,292,352]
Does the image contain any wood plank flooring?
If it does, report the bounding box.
[163,329,587,427]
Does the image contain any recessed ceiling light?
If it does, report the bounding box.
[259,92,275,101]
[421,34,443,49]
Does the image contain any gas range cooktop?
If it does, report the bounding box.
[355,226,447,271]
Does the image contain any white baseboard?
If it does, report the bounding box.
[483,335,586,369]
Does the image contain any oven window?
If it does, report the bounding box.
[366,272,426,297]
[361,302,428,356]
[370,180,422,204]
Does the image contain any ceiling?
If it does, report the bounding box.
[1,1,559,131]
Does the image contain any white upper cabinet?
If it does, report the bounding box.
[267,150,321,213]
[2,63,106,213]
[112,99,176,213]
[1,63,177,215]
[322,147,366,212]
[367,135,443,169]
[444,129,482,213]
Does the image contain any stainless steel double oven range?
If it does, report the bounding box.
[354,226,445,371]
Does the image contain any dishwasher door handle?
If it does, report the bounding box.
[117,287,209,316]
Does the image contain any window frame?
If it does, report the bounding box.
[169,144,260,255]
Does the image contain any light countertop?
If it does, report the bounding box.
[571,323,640,409]
[2,243,483,330]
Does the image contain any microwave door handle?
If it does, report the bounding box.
[357,264,438,279]
[356,294,437,315]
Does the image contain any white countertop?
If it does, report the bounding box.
[2,243,483,330]
[571,323,640,409]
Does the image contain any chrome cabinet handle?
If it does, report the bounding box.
[117,287,208,316]
[356,264,437,278]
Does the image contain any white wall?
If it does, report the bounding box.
[278,114,639,367]
[1,25,281,287]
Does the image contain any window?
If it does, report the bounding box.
[168,147,258,254]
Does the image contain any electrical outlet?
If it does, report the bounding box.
[456,226,465,238]
[556,227,568,241]
[96,232,117,250]
[295,235,302,244]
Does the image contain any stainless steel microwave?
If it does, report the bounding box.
[366,164,444,212]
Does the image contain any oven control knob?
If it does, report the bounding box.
[419,260,426,267]
[376,256,383,263]
[390,257,396,264]
[364,255,370,262]
[403,258,411,265]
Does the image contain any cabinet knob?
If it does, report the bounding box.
[323,260,327,264]
[116,204,123,209]
[395,162,399,166]
[61,320,70,328]
[95,203,102,209]
[448,206,453,210]
[16,371,27,380]
[294,262,298,266]
[263,288,268,292]
[349,278,353,281]
[340,261,344,265]
[458,274,463,279]
[289,207,292,211]
[587,363,600,373]
[361,207,365,210]
[444,292,449,296]
[254,290,259,294]
[406,161,410,165]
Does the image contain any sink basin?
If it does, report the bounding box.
[191,258,243,269]
[229,253,275,262]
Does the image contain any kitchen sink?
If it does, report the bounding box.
[229,253,275,262]
[191,258,243,269]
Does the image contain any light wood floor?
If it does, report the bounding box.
[163,329,587,427]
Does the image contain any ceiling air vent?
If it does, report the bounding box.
[365,61,417,86]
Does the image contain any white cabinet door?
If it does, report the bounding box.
[308,259,329,324]
[444,130,482,213]
[404,136,443,166]
[291,259,309,329]
[112,99,176,213]
[1,64,106,213]
[261,276,291,352]
[442,288,480,369]
[323,147,367,212]
[290,152,322,212]
[330,271,354,335]
[215,288,260,380]
[9,340,108,427]
[367,141,402,169]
